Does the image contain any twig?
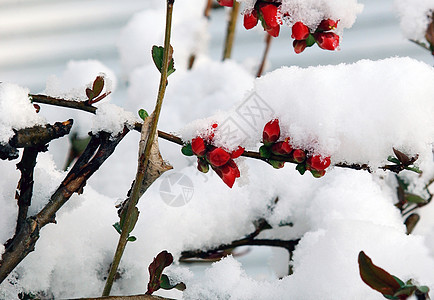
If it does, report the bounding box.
[0,129,129,284]
[256,33,273,77]
[14,147,39,237]
[102,1,175,296]
[9,120,73,148]
[30,94,97,114]
[222,2,240,60]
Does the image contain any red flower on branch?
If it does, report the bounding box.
[293,40,307,54]
[207,147,231,167]
[271,139,293,156]
[263,119,280,145]
[291,22,310,40]
[217,0,233,7]
[213,159,240,188]
[317,19,339,31]
[244,10,258,30]
[307,155,331,171]
[191,137,206,157]
[314,32,340,50]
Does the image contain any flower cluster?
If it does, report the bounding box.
[292,19,340,53]
[181,124,245,188]
[239,1,340,52]
[260,119,331,178]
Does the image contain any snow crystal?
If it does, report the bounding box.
[0,83,46,144]
[395,0,433,43]
[182,57,434,170]
[91,102,137,136]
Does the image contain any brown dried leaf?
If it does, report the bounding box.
[393,148,410,166]
[92,76,104,97]
[146,250,174,295]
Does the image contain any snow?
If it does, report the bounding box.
[395,0,434,43]
[182,57,434,170]
[91,102,137,136]
[1,1,434,299]
[0,83,46,144]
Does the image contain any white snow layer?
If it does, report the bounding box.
[0,83,46,143]
[91,102,137,136]
[181,57,434,170]
[240,0,363,33]
[395,0,434,43]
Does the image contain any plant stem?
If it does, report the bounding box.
[222,2,240,60]
[102,1,175,296]
[256,33,272,77]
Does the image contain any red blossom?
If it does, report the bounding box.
[271,140,293,156]
[244,10,258,30]
[293,40,307,54]
[292,149,306,163]
[315,32,340,50]
[317,19,339,31]
[291,22,310,40]
[259,4,279,28]
[307,155,331,171]
[191,137,206,157]
[230,146,245,159]
[217,0,233,7]
[207,147,231,167]
[263,119,280,145]
[213,159,240,188]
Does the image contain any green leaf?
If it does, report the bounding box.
[119,206,139,235]
[181,144,194,156]
[393,285,417,297]
[127,236,137,242]
[296,163,306,175]
[160,274,186,291]
[392,276,405,288]
[86,88,94,100]
[152,45,176,76]
[112,222,122,235]
[405,193,427,205]
[146,251,174,295]
[138,109,149,121]
[387,156,401,164]
[404,166,422,174]
[306,34,316,47]
[259,145,271,158]
[358,251,401,296]
[92,75,104,97]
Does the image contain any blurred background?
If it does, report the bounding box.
[0,0,432,93]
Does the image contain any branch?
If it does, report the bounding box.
[14,147,39,237]
[257,33,273,77]
[9,119,74,148]
[222,1,240,60]
[30,94,97,114]
[0,143,19,160]
[0,129,129,284]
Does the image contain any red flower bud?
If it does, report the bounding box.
[191,137,206,157]
[317,19,339,31]
[310,169,326,178]
[213,159,240,188]
[271,140,293,156]
[263,119,280,145]
[197,158,209,173]
[207,147,231,167]
[307,155,331,171]
[244,10,258,30]
[291,22,310,40]
[293,40,307,54]
[265,25,280,37]
[292,149,306,163]
[269,159,285,169]
[314,32,340,50]
[259,4,279,28]
[230,146,245,159]
[217,0,233,7]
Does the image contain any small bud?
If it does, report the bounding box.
[269,159,285,169]
[307,155,331,171]
[244,10,258,30]
[292,149,306,163]
[271,140,293,156]
[314,32,340,50]
[291,22,310,40]
[263,119,280,145]
[310,169,326,178]
[191,137,206,157]
[293,40,307,54]
[197,158,209,173]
